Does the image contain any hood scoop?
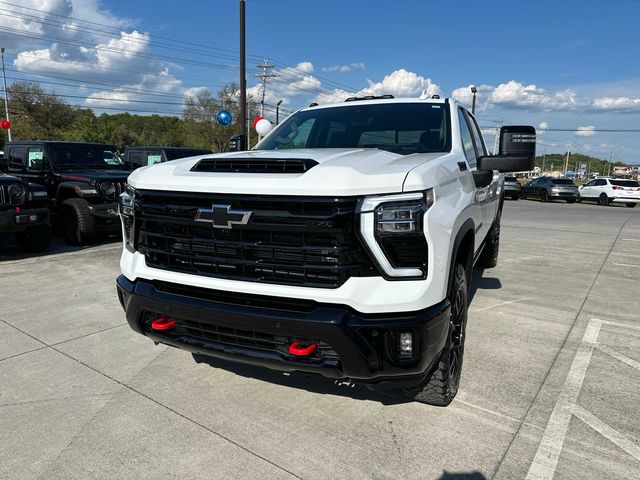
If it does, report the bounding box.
[190,157,319,174]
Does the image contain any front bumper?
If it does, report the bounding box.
[0,207,50,233]
[116,275,450,385]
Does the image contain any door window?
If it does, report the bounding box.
[146,151,163,166]
[464,110,488,157]
[457,109,477,168]
[129,151,144,167]
[7,147,25,170]
[27,147,45,171]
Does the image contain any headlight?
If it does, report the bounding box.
[118,185,136,252]
[8,183,26,201]
[358,190,433,279]
[99,181,117,196]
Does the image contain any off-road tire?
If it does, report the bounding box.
[598,193,610,206]
[477,216,500,268]
[511,195,519,201]
[403,263,468,406]
[521,190,528,200]
[566,199,576,204]
[16,225,52,252]
[540,190,549,202]
[626,203,636,208]
[62,198,96,245]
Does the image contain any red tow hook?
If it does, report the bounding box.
[288,341,317,357]
[151,317,176,331]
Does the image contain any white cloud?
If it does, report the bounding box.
[591,96,640,112]
[321,62,365,73]
[359,69,439,98]
[489,81,578,110]
[575,125,596,136]
[539,122,549,130]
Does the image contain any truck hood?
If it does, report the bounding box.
[58,169,131,183]
[128,148,448,196]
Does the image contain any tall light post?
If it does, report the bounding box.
[1,47,12,142]
[239,1,247,150]
[276,99,283,125]
[470,85,477,115]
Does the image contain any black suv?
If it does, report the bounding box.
[122,146,212,169]
[0,173,51,252]
[3,141,132,245]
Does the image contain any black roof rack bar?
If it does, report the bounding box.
[344,94,395,102]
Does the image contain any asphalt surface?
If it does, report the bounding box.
[1,199,639,480]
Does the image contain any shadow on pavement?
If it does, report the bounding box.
[438,471,487,480]
[0,233,121,262]
[192,353,412,406]
[468,267,502,305]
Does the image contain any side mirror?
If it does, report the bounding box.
[478,125,536,173]
[472,170,493,188]
[229,134,247,152]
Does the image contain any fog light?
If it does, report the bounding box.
[399,332,413,358]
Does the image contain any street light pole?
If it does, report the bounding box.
[276,99,283,124]
[470,85,477,115]
[1,47,12,142]
[239,1,247,149]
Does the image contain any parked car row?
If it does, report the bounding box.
[0,141,213,250]
[510,176,639,207]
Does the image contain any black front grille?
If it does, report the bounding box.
[135,191,378,288]
[191,158,318,174]
[0,184,21,207]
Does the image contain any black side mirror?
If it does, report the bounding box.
[472,170,493,188]
[229,134,247,152]
[478,125,536,173]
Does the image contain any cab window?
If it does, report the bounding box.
[27,147,45,171]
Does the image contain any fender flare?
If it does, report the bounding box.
[56,181,99,203]
[446,218,475,296]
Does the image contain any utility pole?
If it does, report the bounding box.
[239,0,247,149]
[564,142,571,176]
[255,59,277,117]
[607,151,612,177]
[470,85,477,115]
[542,151,546,173]
[1,47,12,142]
[276,99,283,124]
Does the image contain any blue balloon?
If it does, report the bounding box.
[216,110,232,126]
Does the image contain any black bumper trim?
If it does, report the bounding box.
[0,207,50,233]
[117,276,450,383]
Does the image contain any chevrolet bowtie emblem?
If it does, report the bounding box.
[194,204,252,229]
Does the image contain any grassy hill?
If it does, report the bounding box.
[534,152,625,175]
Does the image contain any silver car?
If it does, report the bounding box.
[503,176,521,200]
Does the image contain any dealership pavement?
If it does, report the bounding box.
[1,200,639,480]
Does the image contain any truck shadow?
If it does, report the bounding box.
[439,472,487,479]
[192,353,411,405]
[468,267,502,305]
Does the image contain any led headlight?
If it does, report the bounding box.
[99,181,117,196]
[8,183,26,202]
[359,190,433,279]
[118,185,136,252]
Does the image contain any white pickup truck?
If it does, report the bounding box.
[117,95,535,406]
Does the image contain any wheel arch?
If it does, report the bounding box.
[447,219,475,296]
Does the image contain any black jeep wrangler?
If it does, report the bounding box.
[3,141,132,245]
[0,173,51,252]
[122,146,212,169]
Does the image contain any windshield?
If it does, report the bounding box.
[49,144,123,169]
[258,102,451,155]
[552,179,575,185]
[610,179,639,187]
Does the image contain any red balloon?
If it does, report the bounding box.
[252,116,263,128]
[0,120,10,130]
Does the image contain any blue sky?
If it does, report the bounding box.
[1,0,639,162]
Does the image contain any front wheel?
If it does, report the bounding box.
[598,193,610,206]
[62,198,97,245]
[403,263,468,406]
[540,190,549,202]
[626,203,637,208]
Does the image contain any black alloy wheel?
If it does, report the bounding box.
[540,190,549,202]
[598,193,610,206]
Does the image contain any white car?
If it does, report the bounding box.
[578,178,640,207]
[117,96,535,406]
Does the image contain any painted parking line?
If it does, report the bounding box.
[622,238,640,242]
[526,318,640,480]
[472,297,531,312]
[612,263,640,268]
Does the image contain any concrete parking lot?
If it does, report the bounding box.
[1,200,639,480]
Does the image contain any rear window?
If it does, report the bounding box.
[610,179,639,187]
[552,179,575,185]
